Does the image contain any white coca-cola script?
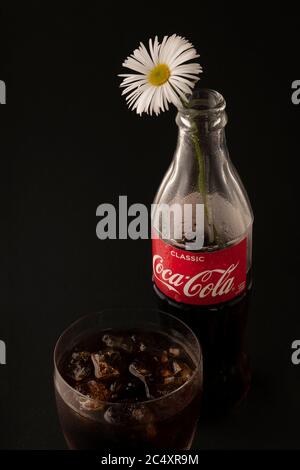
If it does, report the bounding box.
[152,236,247,306]
[153,255,238,299]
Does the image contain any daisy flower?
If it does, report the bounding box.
[119,34,202,115]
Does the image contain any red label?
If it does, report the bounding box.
[152,237,247,306]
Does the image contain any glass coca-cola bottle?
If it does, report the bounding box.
[152,88,253,412]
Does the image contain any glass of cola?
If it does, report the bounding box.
[54,309,202,450]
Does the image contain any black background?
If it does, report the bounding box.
[0,4,300,450]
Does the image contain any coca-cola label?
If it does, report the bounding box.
[152,237,247,305]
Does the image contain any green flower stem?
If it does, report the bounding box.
[191,132,219,245]
[178,97,219,245]
[191,133,208,213]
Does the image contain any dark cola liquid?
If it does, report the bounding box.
[154,277,252,414]
[56,330,201,450]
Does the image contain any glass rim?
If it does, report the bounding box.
[53,308,202,407]
[177,88,226,115]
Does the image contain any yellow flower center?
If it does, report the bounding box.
[148,63,171,86]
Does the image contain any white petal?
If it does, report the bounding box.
[167,42,196,66]
[151,87,163,115]
[149,36,159,65]
[173,72,201,81]
[119,73,146,80]
[163,82,182,108]
[120,76,147,87]
[162,36,190,64]
[148,88,160,115]
[169,75,197,88]
[134,86,156,115]
[129,86,150,109]
[162,88,169,111]
[144,88,157,115]
[159,34,178,63]
[125,83,150,106]
[122,57,149,74]
[158,35,170,62]
[170,49,201,69]
[127,92,144,110]
[167,80,188,102]
[169,77,194,94]
[121,79,148,95]
[172,63,203,75]
[133,42,155,70]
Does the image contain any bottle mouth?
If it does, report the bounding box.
[177,88,227,132]
[178,88,226,115]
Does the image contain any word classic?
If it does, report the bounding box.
[0,80,6,104]
[0,339,6,365]
[291,80,300,105]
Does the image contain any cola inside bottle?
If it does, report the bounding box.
[152,88,253,413]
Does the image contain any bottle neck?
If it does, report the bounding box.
[175,88,228,163]
[177,124,227,160]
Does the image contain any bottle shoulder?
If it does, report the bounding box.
[153,189,253,250]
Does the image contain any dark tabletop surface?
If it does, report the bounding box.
[1,5,300,450]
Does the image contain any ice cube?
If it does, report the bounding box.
[175,361,192,382]
[172,361,183,375]
[130,334,142,351]
[131,333,165,356]
[104,403,154,426]
[99,350,121,363]
[129,360,152,399]
[112,376,147,402]
[169,347,181,357]
[160,367,174,378]
[104,404,134,425]
[131,334,153,353]
[67,351,92,382]
[91,353,120,380]
[110,380,122,394]
[163,376,176,385]
[131,404,154,423]
[160,350,169,364]
[154,360,193,396]
[129,360,151,378]
[76,380,111,410]
[102,334,134,353]
[96,349,121,367]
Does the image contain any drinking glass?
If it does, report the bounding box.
[54,309,202,450]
